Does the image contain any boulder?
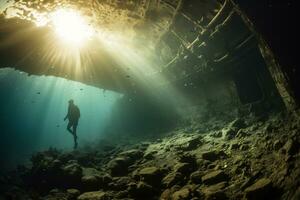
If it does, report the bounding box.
[174,163,194,175]
[62,163,82,178]
[239,144,250,151]
[119,149,144,162]
[162,172,183,188]
[81,175,101,191]
[178,153,197,164]
[273,140,283,151]
[160,189,172,200]
[107,157,131,176]
[171,188,191,200]
[281,139,299,156]
[236,129,248,138]
[211,131,223,138]
[128,181,155,197]
[82,168,101,177]
[181,136,203,151]
[101,174,112,187]
[136,182,155,196]
[139,167,162,186]
[115,190,128,199]
[41,192,70,200]
[291,186,300,200]
[201,170,228,185]
[77,191,108,200]
[201,182,227,200]
[202,151,226,162]
[49,188,60,194]
[229,118,246,129]
[244,178,272,200]
[223,128,237,140]
[160,185,181,200]
[62,163,82,186]
[143,151,157,160]
[229,142,240,150]
[66,189,80,199]
[190,171,202,184]
[112,176,132,190]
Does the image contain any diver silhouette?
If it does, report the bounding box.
[64,99,80,149]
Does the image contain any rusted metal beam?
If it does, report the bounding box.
[230,0,297,111]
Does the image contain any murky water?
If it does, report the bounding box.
[0,68,121,170]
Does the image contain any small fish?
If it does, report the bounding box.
[36,92,41,94]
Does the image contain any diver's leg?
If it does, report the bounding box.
[72,124,78,149]
[67,122,73,134]
[73,124,77,138]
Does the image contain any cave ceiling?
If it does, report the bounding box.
[0,0,224,93]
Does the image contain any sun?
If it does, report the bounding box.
[50,9,94,46]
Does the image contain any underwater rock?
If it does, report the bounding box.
[229,118,246,129]
[3,186,32,200]
[81,168,105,191]
[244,178,272,200]
[3,111,300,200]
[162,172,183,188]
[273,140,283,151]
[114,190,129,199]
[101,174,112,187]
[111,176,132,191]
[200,182,227,200]
[223,128,237,140]
[281,139,299,156]
[62,162,83,186]
[119,149,144,162]
[77,191,108,200]
[190,171,203,184]
[239,144,250,151]
[177,136,203,151]
[201,150,226,162]
[66,189,80,199]
[229,142,240,150]
[139,167,162,186]
[127,181,155,198]
[160,188,172,200]
[107,157,131,177]
[160,185,182,200]
[41,192,70,200]
[178,152,197,164]
[201,170,229,185]
[82,168,102,177]
[137,181,155,197]
[143,150,157,160]
[174,162,194,175]
[171,188,191,200]
[236,129,248,138]
[291,186,300,200]
[81,175,101,191]
[107,150,143,177]
[211,131,223,138]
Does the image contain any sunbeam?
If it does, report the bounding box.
[50,9,95,46]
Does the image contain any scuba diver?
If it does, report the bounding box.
[64,99,80,149]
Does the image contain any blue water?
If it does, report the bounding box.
[0,68,121,170]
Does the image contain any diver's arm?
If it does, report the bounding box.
[64,107,70,120]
